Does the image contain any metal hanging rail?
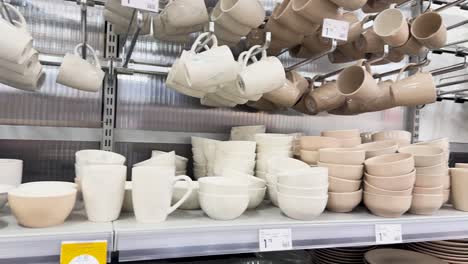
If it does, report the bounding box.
[249,32,272,58]
[373,58,431,79]
[434,0,468,12]
[430,57,468,76]
[121,10,144,68]
[80,0,88,58]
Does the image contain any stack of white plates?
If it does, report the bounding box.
[407,240,468,263]
[311,246,376,264]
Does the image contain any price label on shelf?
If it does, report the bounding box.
[259,229,293,252]
[322,18,349,41]
[375,224,403,244]
[121,0,159,12]
[60,240,107,264]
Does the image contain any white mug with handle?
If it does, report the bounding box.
[132,166,193,223]
[0,3,32,63]
[57,43,105,92]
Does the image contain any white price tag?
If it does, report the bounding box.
[375,224,403,244]
[259,229,293,252]
[322,18,349,41]
[121,0,159,12]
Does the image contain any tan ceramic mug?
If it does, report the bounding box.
[337,60,380,101]
[307,81,347,113]
[355,29,385,54]
[394,35,429,56]
[273,0,319,35]
[391,63,437,106]
[373,4,409,47]
[411,12,447,49]
[292,0,340,24]
[363,80,396,112]
[263,71,308,107]
[302,30,332,57]
[264,18,304,48]
[330,0,367,10]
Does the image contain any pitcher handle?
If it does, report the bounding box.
[74,43,101,71]
[167,175,193,214]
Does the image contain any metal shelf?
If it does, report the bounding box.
[0,210,113,264]
[113,204,468,262]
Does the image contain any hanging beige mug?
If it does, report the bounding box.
[262,71,308,108]
[265,18,304,48]
[373,4,410,47]
[292,0,340,24]
[394,35,429,56]
[364,80,396,112]
[411,12,447,49]
[330,0,367,11]
[337,60,380,101]
[355,29,386,54]
[302,30,333,57]
[391,63,437,106]
[273,0,319,35]
[337,12,365,44]
[307,81,347,113]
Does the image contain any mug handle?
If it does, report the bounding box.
[242,45,266,69]
[355,59,372,74]
[167,175,193,214]
[4,3,28,31]
[190,32,218,53]
[74,43,101,70]
[238,51,258,64]
[396,63,421,81]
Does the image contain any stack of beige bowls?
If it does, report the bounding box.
[322,129,362,147]
[213,141,257,175]
[371,130,412,147]
[255,134,294,180]
[399,145,447,215]
[318,148,365,213]
[191,137,220,179]
[356,140,399,159]
[298,136,341,165]
[364,153,416,217]
[265,157,310,207]
[276,167,329,220]
[451,164,468,212]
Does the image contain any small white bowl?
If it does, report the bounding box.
[278,192,328,220]
[277,168,328,187]
[222,169,266,188]
[277,183,328,196]
[266,157,309,174]
[199,192,249,220]
[248,187,267,209]
[267,184,279,207]
[198,177,249,195]
[172,181,200,210]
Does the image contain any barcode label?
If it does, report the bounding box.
[322,18,349,41]
[259,229,293,252]
[375,224,403,244]
[122,0,159,12]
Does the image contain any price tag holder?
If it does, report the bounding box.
[60,240,107,264]
[322,18,349,41]
[121,0,159,12]
[375,224,403,244]
[259,229,293,252]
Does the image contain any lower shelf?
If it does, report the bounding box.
[0,210,113,264]
[113,204,468,262]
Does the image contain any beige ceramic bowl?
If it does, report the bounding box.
[415,162,448,176]
[364,170,415,190]
[299,136,341,150]
[371,130,412,147]
[329,176,362,193]
[455,163,468,168]
[364,181,412,196]
[363,192,412,218]
[318,162,363,180]
[443,189,450,204]
[327,189,363,213]
[442,174,450,189]
[413,185,443,195]
[8,186,77,228]
[356,140,399,159]
[414,137,449,151]
[319,148,366,165]
[321,129,360,139]
[409,194,443,215]
[338,137,362,148]
[300,150,320,165]
[398,145,444,167]
[364,153,414,177]
[415,174,443,188]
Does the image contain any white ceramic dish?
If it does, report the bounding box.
[199,191,249,220]
[278,192,328,220]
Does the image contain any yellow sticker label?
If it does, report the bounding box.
[60,240,107,264]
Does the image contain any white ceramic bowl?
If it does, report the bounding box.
[277,167,328,187]
[278,192,328,220]
[267,184,279,207]
[248,187,267,209]
[198,177,249,195]
[319,148,366,165]
[398,145,445,167]
[277,183,328,196]
[199,192,249,220]
[75,149,125,165]
[318,162,363,180]
[266,157,309,174]
[222,169,266,188]
[0,184,15,209]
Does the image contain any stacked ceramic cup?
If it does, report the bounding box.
[363,153,416,217]
[0,4,44,91]
[276,167,329,220]
[104,0,151,35]
[398,145,446,215]
[151,150,188,175]
[322,129,362,147]
[211,0,265,46]
[213,141,257,175]
[254,134,294,180]
[222,169,267,210]
[75,150,127,222]
[298,136,341,165]
[198,176,249,220]
[318,148,365,213]
[265,157,310,207]
[191,137,220,179]
[450,165,468,212]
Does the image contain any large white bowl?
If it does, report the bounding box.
[248,187,267,209]
[277,168,328,187]
[278,192,328,220]
[199,192,249,220]
[267,184,279,207]
[198,177,249,195]
[172,181,200,210]
[222,169,266,188]
[75,149,125,165]
[266,157,309,174]
[277,183,328,196]
[0,184,15,209]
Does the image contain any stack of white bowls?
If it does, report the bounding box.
[198,177,249,220]
[222,169,267,209]
[230,125,266,141]
[290,133,304,158]
[265,157,310,207]
[192,137,220,179]
[276,167,329,220]
[363,153,415,218]
[399,145,447,214]
[318,148,365,213]
[152,150,188,175]
[322,129,362,147]
[213,141,257,175]
[255,133,294,180]
[299,136,342,165]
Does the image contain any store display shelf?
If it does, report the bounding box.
[0,125,102,142]
[114,204,468,262]
[0,210,113,264]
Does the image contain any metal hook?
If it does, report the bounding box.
[122,10,143,68]
[249,32,271,58]
[79,0,88,59]
[366,45,390,65]
[434,0,467,12]
[430,56,468,76]
[0,0,14,25]
[422,0,433,13]
[372,58,431,79]
[440,73,468,82]
[195,21,215,53]
[285,39,338,72]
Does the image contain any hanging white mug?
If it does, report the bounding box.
[0,3,32,63]
[132,166,193,223]
[0,48,38,75]
[161,0,209,29]
[57,43,105,92]
[0,59,44,91]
